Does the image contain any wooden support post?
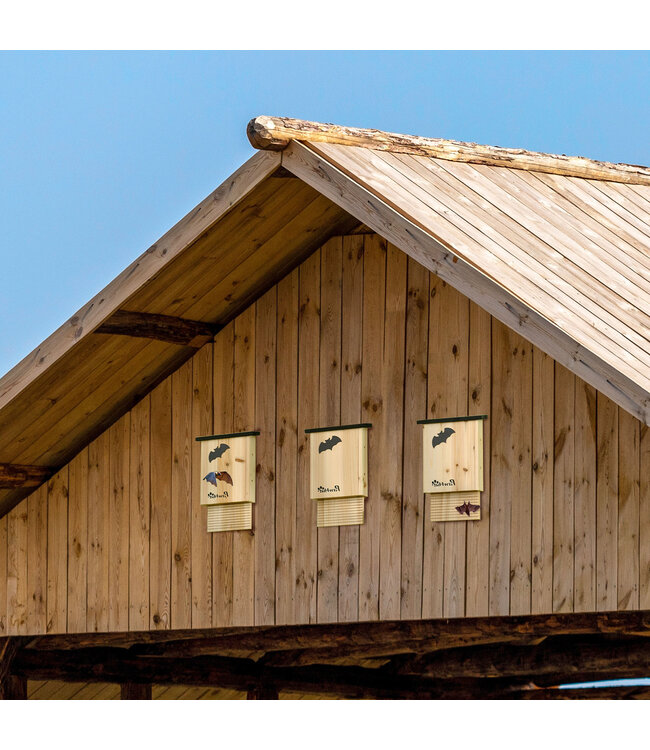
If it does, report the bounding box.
[247,684,279,699]
[0,637,25,700]
[120,683,152,700]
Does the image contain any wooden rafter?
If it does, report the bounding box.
[0,463,54,489]
[248,115,650,185]
[95,310,219,347]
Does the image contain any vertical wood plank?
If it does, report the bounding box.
[379,243,406,620]
[552,365,574,614]
[46,468,68,633]
[574,379,597,612]
[465,303,491,617]
[640,422,650,609]
[489,320,513,616]
[400,256,428,620]
[618,409,639,610]
[295,250,320,624]
[597,393,618,611]
[6,502,28,634]
[255,289,277,626]
[109,416,130,631]
[233,305,256,626]
[67,448,88,633]
[531,350,554,614]
[27,484,47,634]
[88,432,110,631]
[171,360,193,629]
[275,272,299,625]
[0,515,6,635]
[212,323,234,627]
[149,380,172,629]
[317,238,342,623]
[129,397,150,631]
[338,236,364,623]
[191,346,213,628]
[359,235,385,621]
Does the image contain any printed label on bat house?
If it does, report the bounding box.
[196,432,258,506]
[307,424,370,527]
[419,416,486,522]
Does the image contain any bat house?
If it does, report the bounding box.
[195,431,259,532]
[418,416,487,522]
[307,424,371,527]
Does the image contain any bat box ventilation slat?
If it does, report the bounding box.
[418,416,487,523]
[196,431,259,532]
[307,424,371,528]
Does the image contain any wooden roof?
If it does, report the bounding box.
[1,115,649,517]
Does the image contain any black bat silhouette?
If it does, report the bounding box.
[203,471,234,487]
[208,443,230,462]
[455,501,480,517]
[319,435,342,453]
[432,427,455,448]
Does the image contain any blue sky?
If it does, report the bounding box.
[1,51,649,376]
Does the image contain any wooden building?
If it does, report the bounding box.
[1,116,650,699]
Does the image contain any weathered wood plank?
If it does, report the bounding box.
[108,417,129,631]
[149,380,172,629]
[295,251,320,624]
[359,235,385,621]
[233,305,256,625]
[212,324,234,627]
[171,361,193,629]
[618,409,640,610]
[46,469,68,634]
[338,236,363,623]
[317,238,342,623]
[379,244,407,620]
[67,449,88,633]
[400,257,428,620]
[0,464,53,489]
[87,432,110,632]
[574,379,597,612]
[640,423,650,610]
[0,516,6,635]
[465,303,491,617]
[275,272,299,625]
[597,393,618,611]
[129,397,150,631]
[191,346,213,628]
[255,289,276,626]
[6,503,28,634]
[553,365,574,613]
[27,485,47,634]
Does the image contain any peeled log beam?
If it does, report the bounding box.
[517,685,650,700]
[12,647,529,700]
[247,115,650,186]
[393,635,650,682]
[96,310,219,347]
[0,463,54,489]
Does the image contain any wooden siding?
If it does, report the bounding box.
[1,233,648,634]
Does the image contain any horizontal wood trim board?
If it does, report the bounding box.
[95,310,220,347]
[248,116,650,186]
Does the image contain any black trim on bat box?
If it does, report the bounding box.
[417,415,488,425]
[304,423,373,434]
[195,431,261,442]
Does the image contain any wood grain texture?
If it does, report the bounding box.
[6,502,28,634]
[109,417,130,631]
[597,393,619,611]
[46,469,68,633]
[317,238,341,623]
[67,449,88,633]
[191,346,213,628]
[149,380,172,629]
[618,409,639,610]
[27,485,47,633]
[129,397,150,631]
[0,516,6,635]
[232,306,256,625]
[87,433,109,632]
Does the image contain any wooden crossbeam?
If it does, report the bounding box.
[0,463,54,489]
[248,115,650,185]
[95,310,219,347]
